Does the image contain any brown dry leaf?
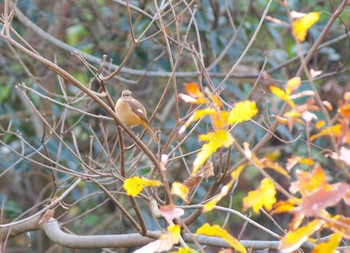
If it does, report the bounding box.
[201,161,215,181]
[38,209,55,224]
[183,174,202,188]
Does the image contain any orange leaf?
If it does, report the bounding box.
[228,100,258,124]
[196,224,246,253]
[286,77,301,95]
[179,82,206,104]
[290,165,327,196]
[243,178,276,214]
[311,232,342,253]
[171,182,189,203]
[184,82,203,98]
[193,130,234,174]
[123,177,162,196]
[280,219,325,253]
[339,104,350,119]
[292,12,320,42]
[270,85,295,107]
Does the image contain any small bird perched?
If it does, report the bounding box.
[115,90,159,143]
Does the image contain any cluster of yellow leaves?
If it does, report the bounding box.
[292,12,320,42]
[271,165,350,252]
[179,83,258,175]
[196,223,247,253]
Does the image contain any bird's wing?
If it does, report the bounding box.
[127,99,149,124]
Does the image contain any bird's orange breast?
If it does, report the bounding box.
[115,101,142,127]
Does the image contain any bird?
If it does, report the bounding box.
[115,90,159,143]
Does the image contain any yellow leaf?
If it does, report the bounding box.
[165,224,181,244]
[311,232,342,253]
[192,109,217,121]
[211,110,229,130]
[203,164,247,212]
[284,110,301,118]
[211,94,223,108]
[171,247,198,253]
[243,178,276,213]
[286,77,301,95]
[292,12,320,42]
[280,219,325,253]
[193,130,234,174]
[171,182,189,203]
[310,124,342,141]
[123,176,162,196]
[270,85,295,107]
[228,100,258,124]
[230,164,246,181]
[262,158,290,178]
[203,180,234,212]
[196,224,246,253]
[271,200,297,215]
[315,120,326,129]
